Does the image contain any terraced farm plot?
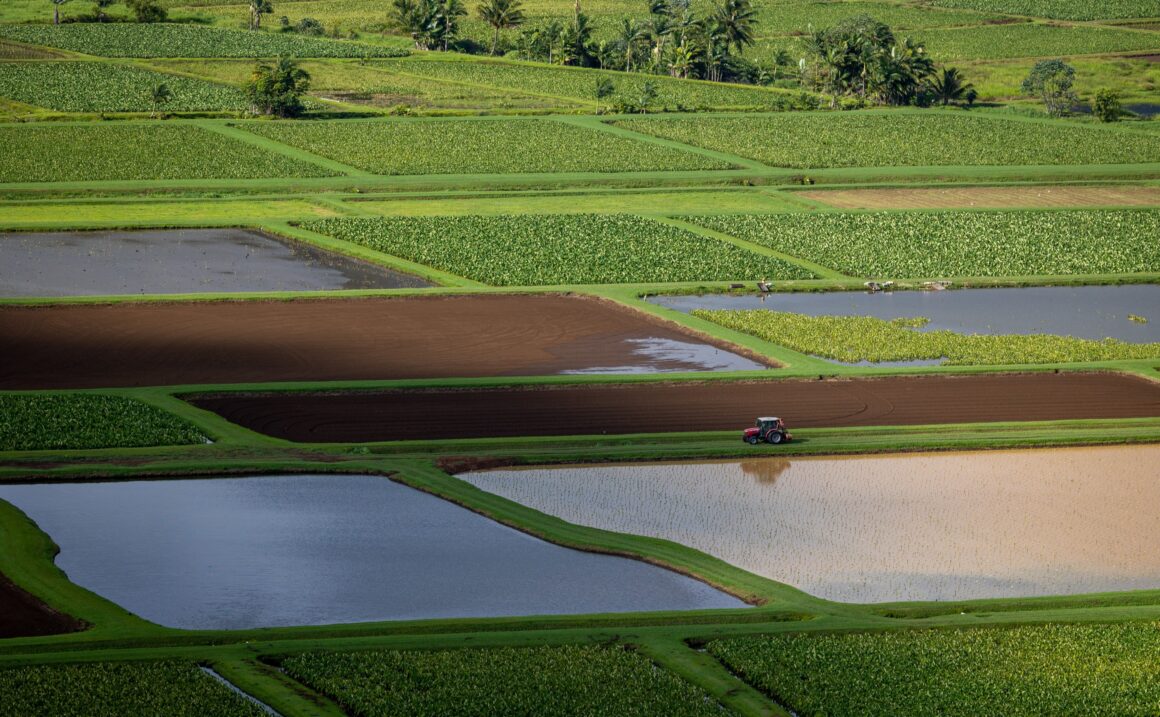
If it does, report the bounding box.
[0,61,246,113]
[0,661,266,717]
[757,1,1005,34]
[303,214,811,284]
[377,58,799,109]
[0,23,408,58]
[708,623,1160,716]
[0,124,334,183]
[246,118,731,175]
[283,646,725,717]
[691,209,1160,278]
[799,185,1160,210]
[0,295,768,389]
[0,394,205,451]
[0,38,70,59]
[929,0,1160,20]
[694,310,1160,365]
[614,112,1160,168]
[0,198,338,225]
[919,23,1160,61]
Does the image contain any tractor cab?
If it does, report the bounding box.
[743,417,792,445]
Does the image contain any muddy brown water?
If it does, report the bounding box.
[191,373,1160,442]
[0,475,745,630]
[0,294,768,389]
[0,228,429,296]
[462,445,1160,603]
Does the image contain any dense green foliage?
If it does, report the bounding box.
[692,209,1160,278]
[0,124,334,183]
[379,58,798,109]
[0,61,246,112]
[928,0,1160,21]
[248,118,729,174]
[303,214,811,284]
[246,57,312,117]
[0,661,265,717]
[708,622,1160,716]
[614,113,1160,167]
[0,394,206,451]
[0,24,409,58]
[917,23,1160,61]
[283,645,725,717]
[693,310,1160,365]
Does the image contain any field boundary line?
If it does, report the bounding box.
[374,65,595,109]
[654,216,852,281]
[198,122,372,177]
[211,659,345,717]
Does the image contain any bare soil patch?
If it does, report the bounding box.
[799,185,1160,210]
[0,295,772,389]
[190,373,1160,442]
[0,573,83,638]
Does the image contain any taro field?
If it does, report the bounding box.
[282,645,725,717]
[0,124,334,182]
[0,394,206,451]
[302,214,814,284]
[0,661,266,717]
[246,118,732,175]
[614,112,1160,168]
[928,0,1160,20]
[0,62,246,113]
[707,622,1160,716]
[691,209,1160,278]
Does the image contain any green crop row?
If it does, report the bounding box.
[0,123,334,183]
[929,0,1160,20]
[613,112,1160,168]
[691,209,1160,278]
[0,394,206,451]
[378,58,799,110]
[692,310,1160,365]
[302,214,812,284]
[707,622,1160,716]
[283,645,724,717]
[246,118,730,175]
[0,661,266,717]
[0,24,409,58]
[757,1,1004,35]
[918,23,1160,61]
[0,62,247,113]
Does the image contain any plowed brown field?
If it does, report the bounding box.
[0,294,769,389]
[0,574,82,638]
[799,185,1160,210]
[191,373,1160,442]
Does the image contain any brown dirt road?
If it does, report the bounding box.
[191,373,1160,442]
[0,294,769,389]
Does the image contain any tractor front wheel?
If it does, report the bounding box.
[746,435,759,445]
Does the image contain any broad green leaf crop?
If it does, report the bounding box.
[928,0,1160,20]
[0,395,206,451]
[303,214,813,284]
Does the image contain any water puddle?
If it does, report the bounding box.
[563,337,767,374]
[463,445,1160,603]
[0,474,744,629]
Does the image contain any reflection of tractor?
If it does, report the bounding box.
[743,417,792,445]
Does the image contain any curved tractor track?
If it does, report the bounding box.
[191,373,1160,443]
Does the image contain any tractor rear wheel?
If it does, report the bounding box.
[768,431,783,444]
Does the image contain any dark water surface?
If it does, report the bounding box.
[0,228,428,296]
[0,475,744,629]
[650,285,1160,343]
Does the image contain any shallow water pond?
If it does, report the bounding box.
[0,475,744,629]
[0,228,428,296]
[463,445,1160,603]
[651,285,1160,343]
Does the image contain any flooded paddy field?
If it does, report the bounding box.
[651,284,1160,343]
[0,475,744,630]
[0,294,767,389]
[193,373,1160,442]
[463,445,1160,603]
[0,228,429,296]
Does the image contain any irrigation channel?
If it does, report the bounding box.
[462,444,1160,603]
[650,285,1160,343]
[0,228,429,295]
[0,475,744,629]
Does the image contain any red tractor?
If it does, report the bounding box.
[743,417,792,445]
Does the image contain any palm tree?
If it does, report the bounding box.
[149,83,172,118]
[248,0,273,29]
[929,66,973,106]
[713,0,756,56]
[50,0,72,25]
[477,0,524,55]
[617,18,647,72]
